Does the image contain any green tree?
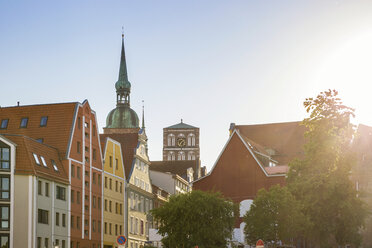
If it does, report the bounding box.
[243,185,308,246]
[287,89,368,247]
[151,190,237,248]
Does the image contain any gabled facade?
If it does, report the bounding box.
[0,100,103,248]
[100,137,126,248]
[193,121,306,244]
[0,134,69,248]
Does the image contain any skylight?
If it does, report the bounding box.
[33,153,40,165]
[0,119,8,129]
[51,160,58,171]
[40,116,48,127]
[40,156,47,167]
[20,117,28,128]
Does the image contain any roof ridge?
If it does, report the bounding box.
[235,120,301,127]
[0,101,78,109]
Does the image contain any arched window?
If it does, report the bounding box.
[171,153,175,161]
[188,152,195,160]
[178,151,185,161]
[167,153,172,161]
[168,134,175,146]
[168,152,175,161]
[188,133,195,146]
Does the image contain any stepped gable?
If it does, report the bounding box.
[100,133,139,181]
[2,134,68,184]
[235,121,306,165]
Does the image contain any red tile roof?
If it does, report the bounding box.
[1,134,69,184]
[235,121,306,165]
[0,102,77,158]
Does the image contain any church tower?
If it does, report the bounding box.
[104,34,140,134]
[163,120,200,161]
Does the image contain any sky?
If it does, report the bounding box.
[1,0,372,171]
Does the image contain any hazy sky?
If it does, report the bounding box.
[1,0,372,170]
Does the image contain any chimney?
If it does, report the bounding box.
[229,123,236,136]
[17,101,20,106]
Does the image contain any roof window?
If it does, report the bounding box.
[33,153,40,165]
[51,160,58,171]
[20,117,28,128]
[0,119,8,129]
[40,156,47,167]
[40,116,48,127]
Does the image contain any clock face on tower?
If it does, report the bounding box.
[177,138,186,147]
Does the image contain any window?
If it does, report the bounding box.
[37,237,41,248]
[0,119,8,129]
[51,159,58,171]
[56,212,60,226]
[93,125,96,136]
[98,221,101,233]
[85,132,89,139]
[38,209,48,224]
[20,117,28,128]
[0,176,9,200]
[109,179,112,189]
[98,197,101,209]
[92,220,96,232]
[40,156,47,167]
[115,181,118,192]
[141,220,144,235]
[98,174,101,185]
[62,240,66,248]
[115,224,118,235]
[71,164,75,177]
[62,214,66,227]
[78,117,81,129]
[130,217,133,233]
[77,166,81,179]
[93,196,96,208]
[116,202,118,214]
[84,122,89,128]
[45,183,49,197]
[109,156,112,167]
[85,146,89,153]
[77,216,80,229]
[33,153,40,165]
[120,182,123,193]
[77,191,81,204]
[56,186,66,200]
[105,199,108,211]
[115,158,118,170]
[0,147,10,170]
[71,190,74,203]
[93,172,96,184]
[167,134,175,146]
[93,149,96,160]
[45,238,49,248]
[77,142,81,154]
[104,177,107,188]
[0,206,9,229]
[120,203,123,215]
[109,223,112,235]
[38,181,42,195]
[36,138,43,143]
[85,219,88,226]
[120,225,122,235]
[135,218,138,234]
[40,116,48,127]
[104,222,107,234]
[71,216,74,228]
[109,201,112,212]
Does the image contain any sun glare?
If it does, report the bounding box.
[314,31,372,126]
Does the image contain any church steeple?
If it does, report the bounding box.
[142,100,145,129]
[115,34,131,107]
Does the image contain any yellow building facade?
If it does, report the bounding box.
[101,137,126,248]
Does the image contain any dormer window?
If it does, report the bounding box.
[0,119,8,129]
[20,117,28,128]
[33,153,40,165]
[51,160,58,171]
[40,156,47,167]
[40,116,48,127]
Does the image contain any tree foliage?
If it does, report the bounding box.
[151,190,237,248]
[286,89,368,247]
[243,185,308,246]
[243,90,368,247]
